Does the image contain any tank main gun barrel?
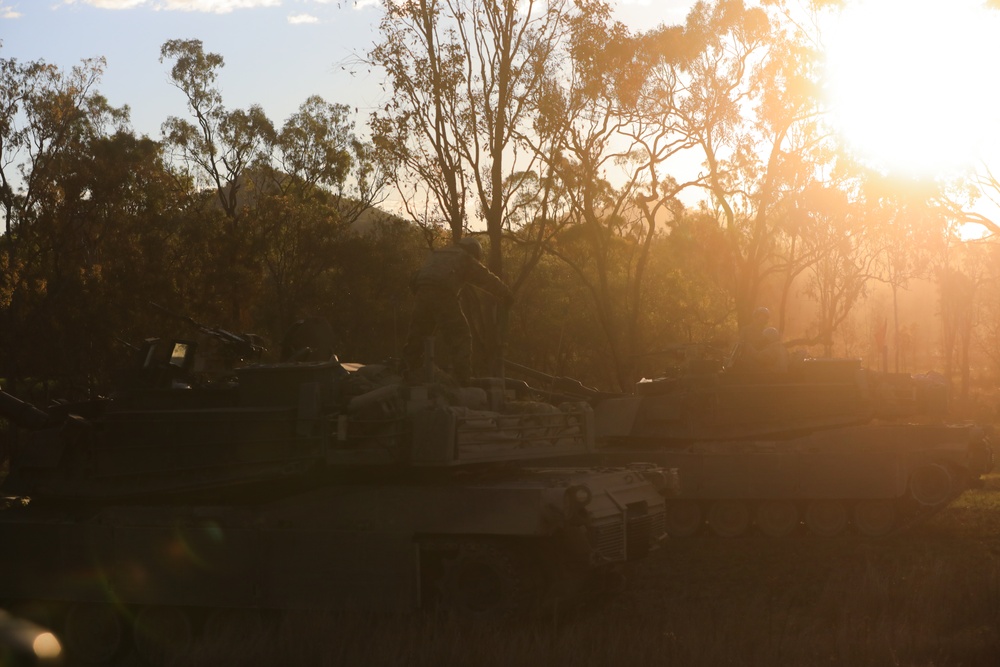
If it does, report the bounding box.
[0,390,54,430]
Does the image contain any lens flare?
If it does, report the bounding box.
[32,631,62,659]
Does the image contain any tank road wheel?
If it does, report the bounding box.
[665,500,704,537]
[910,463,953,506]
[438,541,538,616]
[133,606,193,665]
[805,500,848,537]
[755,501,799,538]
[63,602,123,664]
[707,500,751,538]
[854,500,897,537]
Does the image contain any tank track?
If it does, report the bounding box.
[663,487,974,539]
[886,487,967,537]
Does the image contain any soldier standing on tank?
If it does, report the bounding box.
[403,237,513,386]
[730,306,772,370]
[756,326,789,372]
[742,306,770,350]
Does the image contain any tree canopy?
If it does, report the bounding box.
[1,0,998,399]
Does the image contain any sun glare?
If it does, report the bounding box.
[823,0,1000,179]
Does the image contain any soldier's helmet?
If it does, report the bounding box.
[458,237,483,261]
[753,306,770,322]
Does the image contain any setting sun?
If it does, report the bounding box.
[823,0,1000,178]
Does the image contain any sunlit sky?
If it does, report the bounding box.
[2,0,1000,188]
[824,0,1000,180]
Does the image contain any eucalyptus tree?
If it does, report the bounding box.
[696,1,830,328]
[851,172,943,372]
[368,0,571,273]
[158,39,276,324]
[942,268,977,396]
[0,50,149,388]
[521,0,818,383]
[798,189,879,357]
[159,40,387,335]
[583,0,849,344]
[368,0,577,376]
[971,242,1000,381]
[514,0,791,385]
[159,39,275,223]
[263,95,387,221]
[0,53,55,243]
[251,95,392,335]
[0,51,126,252]
[478,0,700,388]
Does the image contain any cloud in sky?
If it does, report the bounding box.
[288,12,318,24]
[308,0,380,6]
[156,0,281,10]
[61,0,284,12]
[55,0,143,8]
[51,0,418,14]
[0,1,22,19]
[69,0,145,8]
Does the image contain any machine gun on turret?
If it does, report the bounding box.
[150,302,266,362]
[0,390,55,430]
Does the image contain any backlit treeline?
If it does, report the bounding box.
[0,0,995,399]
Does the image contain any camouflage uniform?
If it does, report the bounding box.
[403,243,511,385]
[755,327,789,372]
[730,307,771,371]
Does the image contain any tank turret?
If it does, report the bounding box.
[509,355,948,445]
[1,336,611,500]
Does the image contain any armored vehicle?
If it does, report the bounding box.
[0,333,673,664]
[506,356,993,539]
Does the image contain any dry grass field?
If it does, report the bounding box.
[173,475,1000,667]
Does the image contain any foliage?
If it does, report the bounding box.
[368,0,574,262]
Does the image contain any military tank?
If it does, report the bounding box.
[505,355,993,539]
[0,329,674,664]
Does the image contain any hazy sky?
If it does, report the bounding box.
[0,0,691,139]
